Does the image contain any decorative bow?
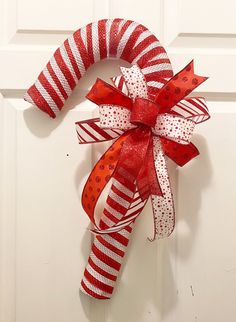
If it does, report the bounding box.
[76,60,210,241]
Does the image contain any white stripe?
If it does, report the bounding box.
[86,262,115,287]
[81,123,107,141]
[196,98,208,110]
[82,276,111,298]
[24,92,34,105]
[101,221,133,233]
[109,189,130,208]
[190,98,208,112]
[113,179,133,198]
[77,125,98,142]
[80,26,87,48]
[102,234,126,252]
[121,84,128,95]
[117,213,140,226]
[118,19,126,33]
[50,56,71,96]
[60,44,77,82]
[171,105,192,118]
[150,52,169,61]
[92,21,100,62]
[127,201,145,216]
[101,215,116,227]
[134,30,153,47]
[118,227,132,239]
[94,239,123,263]
[68,35,86,75]
[180,100,203,114]
[129,195,142,207]
[106,19,113,57]
[90,251,119,275]
[147,81,165,89]
[43,68,65,102]
[117,21,138,58]
[105,204,123,220]
[35,80,60,114]
[132,41,161,64]
[102,128,123,138]
[142,63,172,75]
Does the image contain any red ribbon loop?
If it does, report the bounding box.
[130,97,159,127]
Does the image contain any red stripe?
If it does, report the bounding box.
[97,218,130,246]
[78,123,100,142]
[86,23,94,64]
[196,98,208,111]
[109,18,122,56]
[124,225,133,233]
[107,196,127,215]
[112,185,133,203]
[98,19,107,59]
[27,85,55,118]
[64,39,81,80]
[100,209,120,227]
[77,132,86,143]
[109,19,133,57]
[177,101,197,115]
[137,48,167,69]
[175,103,194,116]
[121,25,146,61]
[92,244,121,271]
[143,58,171,67]
[118,77,124,91]
[187,98,206,113]
[88,256,117,281]
[73,30,91,70]
[110,231,130,246]
[97,235,125,257]
[54,48,76,90]
[114,176,135,194]
[88,122,113,140]
[81,280,109,299]
[38,72,63,109]
[130,35,157,63]
[145,70,173,82]
[84,269,113,294]
[47,62,68,99]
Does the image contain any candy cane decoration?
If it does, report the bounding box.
[24,19,173,118]
[24,19,209,300]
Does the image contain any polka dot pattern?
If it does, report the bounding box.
[153,113,195,144]
[99,104,135,130]
[82,134,128,226]
[120,65,148,100]
[156,60,208,113]
[149,136,175,240]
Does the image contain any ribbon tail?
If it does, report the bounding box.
[81,133,128,227]
[75,118,125,144]
[148,136,175,241]
[160,137,199,166]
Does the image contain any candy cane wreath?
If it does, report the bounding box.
[24,19,210,300]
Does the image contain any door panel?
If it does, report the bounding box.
[0,1,235,322]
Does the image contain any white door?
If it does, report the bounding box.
[0,1,236,321]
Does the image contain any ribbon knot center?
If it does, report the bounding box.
[130,97,159,128]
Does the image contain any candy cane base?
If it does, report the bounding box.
[80,223,133,299]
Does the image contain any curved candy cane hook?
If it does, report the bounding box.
[24,18,173,117]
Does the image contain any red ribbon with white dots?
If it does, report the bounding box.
[77,61,210,299]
